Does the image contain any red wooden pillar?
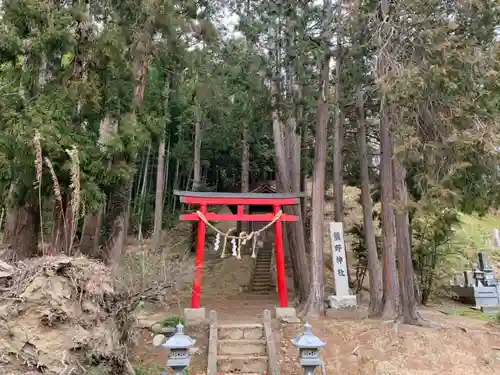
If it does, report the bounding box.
[191,204,207,308]
[273,204,288,307]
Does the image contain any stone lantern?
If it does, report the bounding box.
[291,322,326,375]
[157,323,196,375]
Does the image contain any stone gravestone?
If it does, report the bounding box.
[326,222,357,310]
[478,251,497,286]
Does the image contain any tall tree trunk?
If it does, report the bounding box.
[333,18,345,225]
[301,50,330,317]
[377,0,400,318]
[379,105,399,317]
[80,115,116,258]
[152,74,169,249]
[189,105,202,252]
[241,123,250,233]
[241,125,250,193]
[300,0,332,316]
[2,201,39,261]
[285,99,307,285]
[271,81,310,301]
[3,181,18,245]
[105,181,132,264]
[356,86,384,315]
[137,143,151,241]
[171,154,181,214]
[393,159,421,324]
[193,107,202,192]
[79,211,102,257]
[163,136,171,212]
[49,197,68,254]
[332,6,352,288]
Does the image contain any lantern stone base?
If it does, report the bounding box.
[274,307,300,323]
[183,308,206,326]
[326,295,357,310]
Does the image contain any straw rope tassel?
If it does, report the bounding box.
[221,228,236,258]
[251,235,258,259]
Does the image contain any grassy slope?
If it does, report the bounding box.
[434,213,500,319]
[450,213,500,270]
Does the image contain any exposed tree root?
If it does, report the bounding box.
[395,310,441,328]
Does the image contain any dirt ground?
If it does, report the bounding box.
[279,309,500,375]
[133,290,500,375]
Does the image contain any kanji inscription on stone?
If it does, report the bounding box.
[329,222,349,297]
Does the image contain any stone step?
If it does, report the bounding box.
[251,286,273,290]
[251,291,273,295]
[253,276,272,280]
[218,323,264,340]
[252,282,272,287]
[252,279,274,286]
[217,355,268,373]
[218,339,267,356]
[252,289,272,294]
[252,281,272,286]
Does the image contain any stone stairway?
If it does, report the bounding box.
[250,246,273,293]
[217,323,268,373]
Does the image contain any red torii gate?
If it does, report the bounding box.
[174,190,304,309]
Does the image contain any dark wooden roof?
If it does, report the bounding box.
[223,180,277,194]
[250,181,276,194]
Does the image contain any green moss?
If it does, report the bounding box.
[439,306,489,321]
[162,315,185,327]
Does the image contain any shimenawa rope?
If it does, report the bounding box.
[195,210,282,259]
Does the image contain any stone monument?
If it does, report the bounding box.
[326,222,357,310]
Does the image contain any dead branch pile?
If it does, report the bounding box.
[0,255,179,375]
